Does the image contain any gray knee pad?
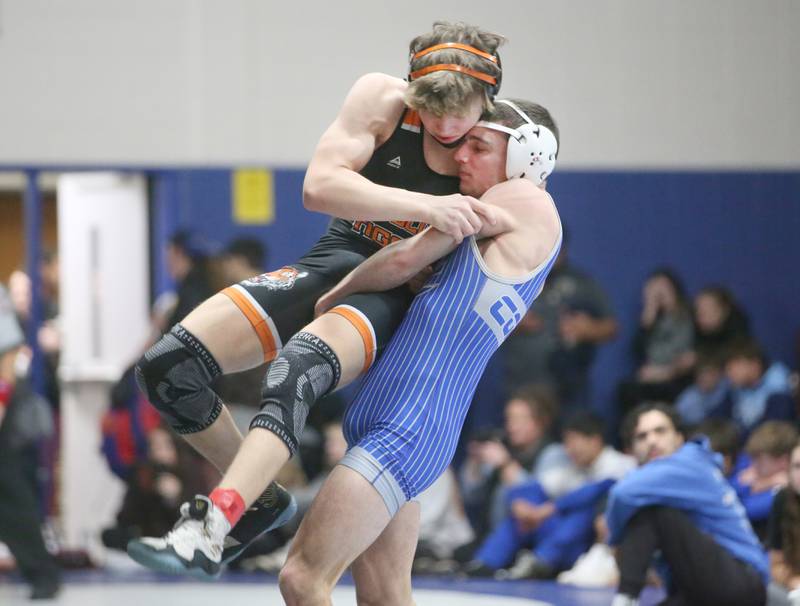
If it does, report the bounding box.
[250,332,341,455]
[135,324,224,434]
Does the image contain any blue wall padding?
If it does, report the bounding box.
[158,168,800,419]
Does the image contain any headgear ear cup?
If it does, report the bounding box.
[476,99,558,185]
[505,122,558,183]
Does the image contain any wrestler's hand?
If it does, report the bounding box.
[427,194,496,242]
[315,287,342,318]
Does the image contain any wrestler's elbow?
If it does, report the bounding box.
[302,165,336,212]
[302,175,325,211]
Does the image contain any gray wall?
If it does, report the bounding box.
[1,0,797,168]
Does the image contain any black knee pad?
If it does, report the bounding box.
[135,324,224,434]
[250,332,341,456]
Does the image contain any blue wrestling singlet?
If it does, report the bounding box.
[341,229,562,515]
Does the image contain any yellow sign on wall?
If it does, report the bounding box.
[232,169,275,225]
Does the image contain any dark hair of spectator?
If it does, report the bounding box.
[692,417,741,461]
[649,266,689,311]
[562,410,605,439]
[509,383,559,430]
[723,338,769,368]
[621,401,684,449]
[224,237,267,270]
[169,230,207,261]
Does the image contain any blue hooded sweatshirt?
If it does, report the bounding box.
[606,437,768,583]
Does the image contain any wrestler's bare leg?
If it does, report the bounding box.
[351,503,420,606]
[278,465,396,606]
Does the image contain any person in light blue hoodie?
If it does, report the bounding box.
[607,402,768,606]
[675,352,730,426]
[711,339,796,439]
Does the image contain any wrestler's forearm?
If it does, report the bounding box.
[329,228,457,301]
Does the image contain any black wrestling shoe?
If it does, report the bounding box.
[221,482,297,565]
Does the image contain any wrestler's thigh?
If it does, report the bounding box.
[285,465,392,588]
[351,502,419,606]
[180,292,264,373]
[307,287,414,388]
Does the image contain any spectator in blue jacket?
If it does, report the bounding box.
[711,339,796,438]
[675,352,730,426]
[607,402,768,606]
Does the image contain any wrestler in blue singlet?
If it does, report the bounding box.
[340,229,562,515]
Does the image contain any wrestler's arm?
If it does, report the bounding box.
[303,73,494,240]
[314,183,519,315]
[314,227,456,316]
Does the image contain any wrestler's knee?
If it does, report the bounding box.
[135,324,223,434]
[250,331,341,455]
[279,554,330,604]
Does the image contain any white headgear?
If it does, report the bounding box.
[476,99,558,185]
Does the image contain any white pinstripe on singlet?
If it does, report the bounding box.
[343,229,562,500]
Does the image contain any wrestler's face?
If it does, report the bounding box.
[631,410,684,465]
[454,127,507,197]
[418,96,484,146]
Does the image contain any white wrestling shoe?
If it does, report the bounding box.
[127,495,231,579]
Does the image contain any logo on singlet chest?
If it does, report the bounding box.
[474,281,526,344]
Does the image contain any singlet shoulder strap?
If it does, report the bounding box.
[399,109,422,134]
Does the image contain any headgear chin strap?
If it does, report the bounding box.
[476,100,557,185]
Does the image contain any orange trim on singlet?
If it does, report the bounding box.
[221,286,278,363]
[402,109,422,128]
[409,64,497,86]
[328,305,376,374]
[412,43,498,64]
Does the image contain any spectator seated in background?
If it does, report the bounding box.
[557,498,618,588]
[412,467,476,572]
[675,352,730,426]
[710,338,796,439]
[731,421,798,541]
[607,402,767,606]
[464,411,634,580]
[459,385,561,543]
[693,285,751,361]
[499,231,618,411]
[766,439,800,603]
[618,268,695,416]
[101,364,164,480]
